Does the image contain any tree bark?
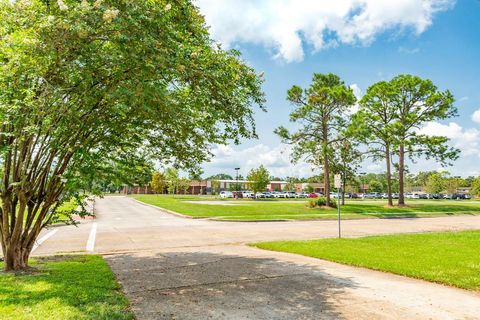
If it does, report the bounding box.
[324,153,330,205]
[398,143,405,206]
[385,144,393,207]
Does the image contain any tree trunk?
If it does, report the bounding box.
[341,166,346,206]
[3,241,30,271]
[324,155,330,205]
[385,144,393,207]
[398,143,405,206]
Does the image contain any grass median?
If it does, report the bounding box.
[253,230,480,290]
[0,255,133,320]
[132,194,480,221]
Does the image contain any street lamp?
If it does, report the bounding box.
[359,172,366,194]
[235,167,240,193]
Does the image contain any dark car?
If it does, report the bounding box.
[429,193,442,199]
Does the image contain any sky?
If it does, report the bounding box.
[194,0,480,179]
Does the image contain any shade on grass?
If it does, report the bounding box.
[132,195,480,221]
[0,255,133,320]
[253,230,480,290]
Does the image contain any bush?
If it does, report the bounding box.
[308,196,337,208]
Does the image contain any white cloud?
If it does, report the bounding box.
[418,121,480,157]
[348,83,362,114]
[472,109,480,124]
[398,46,420,54]
[196,0,454,62]
[204,144,315,178]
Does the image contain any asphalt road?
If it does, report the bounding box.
[31,196,480,319]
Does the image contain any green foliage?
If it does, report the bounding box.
[368,180,383,193]
[254,231,480,290]
[207,173,233,180]
[0,0,265,270]
[210,180,220,195]
[471,177,480,197]
[246,165,270,194]
[177,177,191,194]
[165,168,179,195]
[424,172,445,194]
[0,255,134,319]
[307,197,337,208]
[304,184,314,193]
[275,73,356,205]
[151,171,167,194]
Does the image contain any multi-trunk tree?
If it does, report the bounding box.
[275,73,356,206]
[0,0,264,271]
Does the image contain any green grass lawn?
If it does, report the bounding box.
[132,194,480,221]
[253,230,480,290]
[0,255,133,320]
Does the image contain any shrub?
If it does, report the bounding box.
[308,196,337,208]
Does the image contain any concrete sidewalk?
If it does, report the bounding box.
[106,245,480,320]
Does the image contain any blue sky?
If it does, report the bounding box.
[195,0,480,178]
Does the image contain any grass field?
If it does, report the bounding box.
[253,231,480,290]
[132,194,480,221]
[0,255,133,320]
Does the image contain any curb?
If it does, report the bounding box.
[130,198,207,220]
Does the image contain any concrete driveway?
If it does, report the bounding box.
[32,196,480,319]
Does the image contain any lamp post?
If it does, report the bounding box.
[235,167,240,195]
[359,172,366,194]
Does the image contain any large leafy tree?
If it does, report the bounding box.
[0,0,264,270]
[331,140,362,205]
[389,75,459,206]
[246,165,270,196]
[275,73,356,205]
[352,81,397,206]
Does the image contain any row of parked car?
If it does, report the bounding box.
[219,191,312,199]
[220,190,472,200]
[360,192,471,200]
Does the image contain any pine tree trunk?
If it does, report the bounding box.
[324,155,330,205]
[385,144,393,207]
[398,143,405,206]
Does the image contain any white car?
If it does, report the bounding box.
[219,191,233,198]
[242,191,255,198]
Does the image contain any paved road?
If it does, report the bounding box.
[33,196,480,319]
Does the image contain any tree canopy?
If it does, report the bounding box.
[0,0,264,270]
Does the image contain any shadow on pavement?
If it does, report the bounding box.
[106,250,360,320]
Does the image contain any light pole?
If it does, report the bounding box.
[235,167,240,194]
[359,172,366,194]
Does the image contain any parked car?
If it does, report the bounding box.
[263,192,274,198]
[364,192,381,199]
[418,193,428,199]
[286,191,297,198]
[296,192,309,198]
[444,193,467,200]
[428,193,442,199]
[232,191,243,198]
[242,191,255,198]
[255,192,266,198]
[392,193,399,199]
[308,192,318,198]
[219,191,233,198]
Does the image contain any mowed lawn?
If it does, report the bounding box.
[132,195,480,221]
[0,255,133,320]
[253,231,480,290]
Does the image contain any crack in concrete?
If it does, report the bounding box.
[126,272,314,295]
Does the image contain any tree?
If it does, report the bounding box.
[424,172,445,194]
[304,184,314,193]
[151,172,167,194]
[177,178,191,195]
[206,173,233,180]
[165,168,179,195]
[352,81,399,206]
[389,75,459,206]
[246,165,270,196]
[444,176,462,194]
[0,0,264,271]
[368,180,383,193]
[470,177,480,198]
[331,140,362,205]
[211,180,220,195]
[275,73,356,206]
